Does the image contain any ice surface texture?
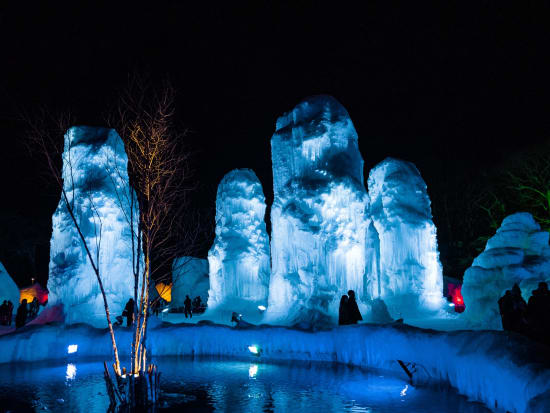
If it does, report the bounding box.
[207,169,270,313]
[47,126,138,327]
[171,256,209,308]
[367,158,444,314]
[1,322,549,413]
[267,96,370,324]
[462,212,550,329]
[0,261,20,306]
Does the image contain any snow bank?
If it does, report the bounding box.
[1,322,548,413]
[367,158,444,316]
[47,126,138,328]
[462,212,550,329]
[0,261,19,306]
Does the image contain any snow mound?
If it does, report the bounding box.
[0,261,19,306]
[1,322,549,413]
[367,157,444,315]
[207,169,270,318]
[267,95,370,324]
[47,126,138,328]
[171,257,209,308]
[462,212,550,329]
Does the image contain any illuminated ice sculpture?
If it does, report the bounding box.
[207,169,270,315]
[47,126,138,327]
[266,95,371,324]
[367,158,444,314]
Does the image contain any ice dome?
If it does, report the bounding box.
[207,169,270,318]
[267,95,370,324]
[367,157,444,315]
[462,212,550,329]
[47,126,138,327]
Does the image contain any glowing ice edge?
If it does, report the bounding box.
[1,323,549,413]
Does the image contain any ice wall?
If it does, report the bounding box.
[267,95,371,324]
[48,126,137,327]
[462,212,550,329]
[207,169,270,314]
[367,158,444,315]
[171,256,209,308]
[0,261,20,306]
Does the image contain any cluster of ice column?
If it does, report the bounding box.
[207,169,270,316]
[266,95,371,323]
[47,126,138,327]
[462,212,550,329]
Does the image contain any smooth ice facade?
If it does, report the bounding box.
[0,261,20,307]
[171,256,209,308]
[207,169,270,314]
[48,126,137,327]
[462,212,550,329]
[367,158,444,315]
[267,96,370,323]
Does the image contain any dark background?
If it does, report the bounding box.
[1,2,549,287]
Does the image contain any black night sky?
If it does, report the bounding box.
[1,2,549,287]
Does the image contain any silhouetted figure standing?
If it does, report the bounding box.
[499,284,527,334]
[123,298,135,327]
[7,301,13,326]
[15,299,28,329]
[184,295,192,318]
[498,290,514,331]
[338,295,349,325]
[527,282,550,344]
[346,290,363,324]
[29,297,39,319]
[0,301,7,325]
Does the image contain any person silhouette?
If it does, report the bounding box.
[346,290,363,324]
[338,295,349,325]
[184,295,192,318]
[15,299,28,328]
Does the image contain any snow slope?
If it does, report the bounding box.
[0,322,548,413]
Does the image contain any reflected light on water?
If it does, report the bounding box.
[66,363,76,381]
[400,384,409,397]
[249,364,258,378]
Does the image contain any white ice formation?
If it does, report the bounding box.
[367,158,444,316]
[267,95,370,324]
[0,261,20,306]
[47,126,138,327]
[207,169,270,316]
[462,212,550,329]
[171,256,209,308]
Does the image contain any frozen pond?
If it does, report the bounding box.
[0,357,491,412]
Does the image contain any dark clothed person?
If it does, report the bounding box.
[346,290,363,324]
[7,301,13,326]
[498,290,514,331]
[499,284,528,334]
[184,295,192,318]
[15,299,28,329]
[527,282,550,344]
[123,298,135,327]
[29,298,39,319]
[338,295,349,325]
[0,301,7,326]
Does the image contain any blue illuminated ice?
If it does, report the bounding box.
[0,261,19,307]
[47,126,138,327]
[367,158,444,316]
[207,169,270,318]
[462,212,550,329]
[267,96,371,324]
[171,256,209,308]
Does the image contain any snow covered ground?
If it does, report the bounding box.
[0,321,548,413]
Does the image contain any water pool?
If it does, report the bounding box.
[0,358,491,412]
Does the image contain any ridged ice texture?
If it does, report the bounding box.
[47,126,137,327]
[171,256,209,308]
[267,96,370,324]
[462,212,550,329]
[207,169,270,312]
[367,158,444,314]
[1,323,549,413]
[0,261,20,306]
